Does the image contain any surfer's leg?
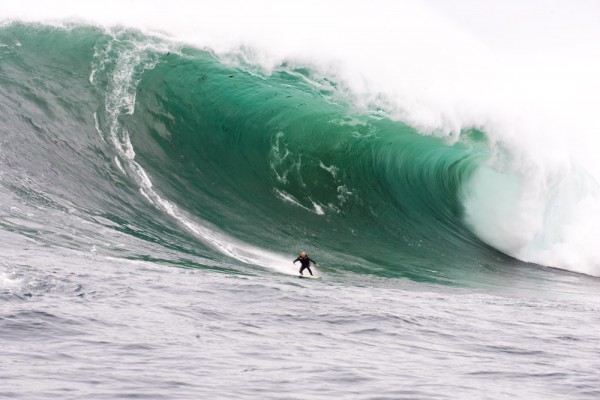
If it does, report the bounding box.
[307,266,313,276]
[299,266,305,275]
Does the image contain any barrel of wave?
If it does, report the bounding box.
[461,160,600,276]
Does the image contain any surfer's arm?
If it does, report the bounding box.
[293,257,300,263]
[309,258,317,265]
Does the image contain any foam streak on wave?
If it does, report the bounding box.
[91,32,296,275]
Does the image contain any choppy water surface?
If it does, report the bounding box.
[3,238,600,399]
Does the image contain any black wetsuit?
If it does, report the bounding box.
[293,256,316,276]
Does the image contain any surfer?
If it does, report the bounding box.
[293,251,317,276]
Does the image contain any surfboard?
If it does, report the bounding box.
[298,275,322,280]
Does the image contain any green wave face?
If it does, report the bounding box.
[0,24,520,284]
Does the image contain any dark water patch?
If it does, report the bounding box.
[0,310,83,341]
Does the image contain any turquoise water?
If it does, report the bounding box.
[2,24,506,280]
[1,24,600,399]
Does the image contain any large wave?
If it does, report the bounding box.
[2,0,600,277]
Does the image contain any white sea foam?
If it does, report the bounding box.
[0,271,22,291]
[3,0,600,274]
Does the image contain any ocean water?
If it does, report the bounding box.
[2,5,600,399]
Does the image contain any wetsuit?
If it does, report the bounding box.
[293,255,316,276]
